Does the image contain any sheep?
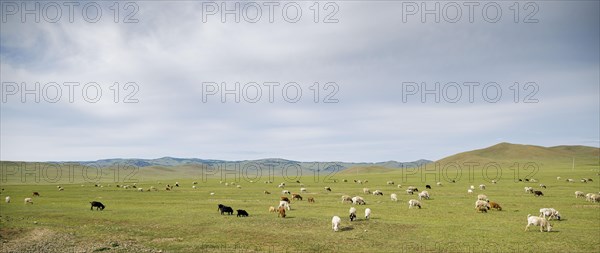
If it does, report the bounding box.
[566,178,574,183]
[387,181,394,185]
[307,197,315,203]
[467,189,473,194]
[5,196,10,203]
[269,206,276,213]
[24,198,33,204]
[539,184,546,189]
[575,191,585,198]
[341,195,353,203]
[398,184,403,188]
[581,178,588,183]
[236,185,242,189]
[476,205,488,213]
[278,184,285,188]
[300,188,307,193]
[477,194,488,201]
[524,187,534,193]
[408,199,421,209]
[349,207,357,221]
[475,200,490,210]
[324,187,332,192]
[236,209,249,217]
[282,190,291,195]
[225,183,229,186]
[90,201,105,210]
[491,180,497,184]
[533,191,544,197]
[436,182,442,186]
[352,196,366,205]
[406,189,414,195]
[32,192,40,197]
[292,194,303,201]
[585,193,594,202]
[365,208,371,220]
[175,182,180,187]
[342,179,348,182]
[539,208,561,220]
[279,200,291,211]
[407,186,419,193]
[372,190,383,196]
[363,188,371,194]
[193,181,198,185]
[280,196,291,203]
[218,204,234,215]
[138,188,144,192]
[488,201,502,211]
[332,216,341,231]
[210,192,215,196]
[418,191,430,200]
[479,184,486,190]
[593,194,600,203]
[390,193,398,202]
[530,179,538,183]
[278,206,286,218]
[556,177,561,181]
[425,185,431,189]
[470,185,475,190]
[58,187,64,191]
[525,214,552,232]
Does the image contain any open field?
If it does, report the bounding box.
[1,144,599,252]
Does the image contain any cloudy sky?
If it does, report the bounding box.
[1,1,598,162]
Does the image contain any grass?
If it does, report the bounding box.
[1,145,599,252]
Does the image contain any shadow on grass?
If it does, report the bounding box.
[340,226,354,231]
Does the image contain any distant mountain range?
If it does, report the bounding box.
[69,157,433,172]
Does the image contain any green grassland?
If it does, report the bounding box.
[1,143,599,252]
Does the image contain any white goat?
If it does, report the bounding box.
[278,200,291,211]
[525,214,552,232]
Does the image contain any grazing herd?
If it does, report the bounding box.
[2,174,598,235]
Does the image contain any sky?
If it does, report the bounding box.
[1,1,598,163]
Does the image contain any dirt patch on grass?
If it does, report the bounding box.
[0,227,161,253]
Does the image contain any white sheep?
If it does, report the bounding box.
[365,208,371,220]
[236,185,242,189]
[479,184,486,190]
[372,190,383,196]
[390,193,398,202]
[341,195,352,203]
[556,177,561,181]
[566,178,574,183]
[524,187,534,193]
[138,188,144,192]
[5,196,10,203]
[585,193,594,202]
[192,185,197,189]
[300,188,307,193]
[418,191,430,200]
[332,216,341,232]
[386,181,394,185]
[525,214,552,232]
[282,190,291,195]
[279,200,290,211]
[436,182,442,186]
[475,200,490,210]
[491,180,497,184]
[539,208,561,220]
[397,184,403,188]
[470,185,475,190]
[352,196,366,205]
[477,194,488,201]
[575,191,584,198]
[24,198,33,204]
[467,189,473,194]
[408,199,421,209]
[591,194,599,203]
[210,192,215,196]
[363,188,371,194]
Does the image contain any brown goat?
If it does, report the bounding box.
[32,192,40,197]
[280,196,290,203]
[489,201,502,211]
[278,206,286,218]
[307,197,315,203]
